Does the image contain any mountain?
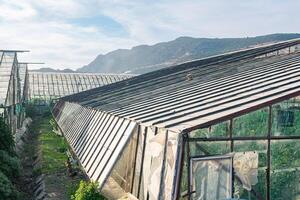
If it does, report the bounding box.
[30,67,75,73]
[77,33,300,74]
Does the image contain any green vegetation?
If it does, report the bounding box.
[37,116,68,174]
[30,113,107,200]
[0,117,15,154]
[0,170,20,200]
[191,121,229,138]
[0,117,22,200]
[71,181,105,200]
[233,108,268,136]
[272,103,300,136]
[30,114,79,199]
[0,150,21,179]
[185,99,300,199]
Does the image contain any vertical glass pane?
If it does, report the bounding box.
[271,140,300,199]
[190,121,230,138]
[190,156,232,200]
[233,141,267,199]
[233,107,269,137]
[272,96,300,136]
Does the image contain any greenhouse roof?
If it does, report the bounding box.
[61,38,300,133]
[0,51,17,106]
[28,72,134,100]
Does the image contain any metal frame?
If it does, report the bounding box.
[176,91,300,200]
[188,155,233,200]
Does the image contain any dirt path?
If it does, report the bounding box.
[16,122,39,199]
[16,115,85,200]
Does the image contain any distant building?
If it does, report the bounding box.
[27,72,134,105]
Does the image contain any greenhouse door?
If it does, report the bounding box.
[189,155,233,200]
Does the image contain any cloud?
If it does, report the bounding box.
[0,0,37,21]
[96,0,300,40]
[0,0,299,70]
[0,0,138,70]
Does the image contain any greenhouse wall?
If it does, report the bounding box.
[98,125,180,200]
[0,52,26,135]
[53,101,181,200]
[181,94,300,200]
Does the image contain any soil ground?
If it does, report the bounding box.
[17,113,85,200]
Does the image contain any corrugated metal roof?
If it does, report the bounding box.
[60,38,300,133]
[28,72,134,100]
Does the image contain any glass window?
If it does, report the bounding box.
[233,107,269,137]
[189,141,231,157]
[233,141,267,199]
[272,97,300,136]
[271,140,300,199]
[190,121,229,138]
[190,156,232,200]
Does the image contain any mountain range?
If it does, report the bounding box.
[33,33,300,74]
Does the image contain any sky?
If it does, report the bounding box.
[0,0,299,70]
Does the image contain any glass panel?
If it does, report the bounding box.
[272,96,300,136]
[190,121,230,138]
[190,141,231,157]
[233,107,269,137]
[271,140,300,199]
[190,156,232,200]
[233,141,267,199]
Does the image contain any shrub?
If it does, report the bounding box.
[49,118,58,131]
[0,150,21,179]
[67,182,79,198]
[32,166,42,177]
[0,171,19,200]
[25,103,38,118]
[71,181,106,200]
[42,109,52,117]
[0,117,14,154]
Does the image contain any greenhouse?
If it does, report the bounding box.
[28,72,134,105]
[53,38,300,200]
[18,63,29,122]
[0,51,26,134]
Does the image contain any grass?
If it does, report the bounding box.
[30,114,87,199]
[34,116,68,174]
[29,113,106,199]
[39,132,68,173]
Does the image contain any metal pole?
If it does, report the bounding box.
[267,105,272,200]
[186,133,191,200]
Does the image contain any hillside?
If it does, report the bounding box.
[30,68,75,73]
[77,33,300,74]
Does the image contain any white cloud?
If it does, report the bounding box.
[0,0,37,21]
[0,0,299,70]
[96,0,300,40]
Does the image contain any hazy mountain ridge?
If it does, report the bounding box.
[77,33,300,74]
[30,67,75,73]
